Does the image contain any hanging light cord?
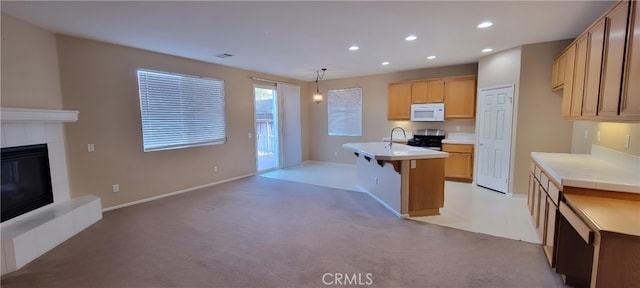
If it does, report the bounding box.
[316,68,327,93]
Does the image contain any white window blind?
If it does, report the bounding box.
[328,88,362,136]
[137,69,226,152]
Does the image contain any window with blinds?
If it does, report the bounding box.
[327,88,362,136]
[137,69,226,152]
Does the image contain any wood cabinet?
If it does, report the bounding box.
[444,76,477,119]
[552,50,568,91]
[621,0,640,120]
[598,2,629,117]
[557,0,639,122]
[408,158,445,217]
[561,44,576,117]
[387,75,476,120]
[571,36,589,118]
[582,18,606,117]
[412,80,444,104]
[387,82,412,120]
[442,143,473,182]
[528,159,560,267]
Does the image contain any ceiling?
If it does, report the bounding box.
[1,1,614,81]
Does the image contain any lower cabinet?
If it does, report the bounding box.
[442,143,474,182]
[528,159,560,267]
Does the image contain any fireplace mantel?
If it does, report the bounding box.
[1,107,78,123]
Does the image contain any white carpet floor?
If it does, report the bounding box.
[261,161,540,244]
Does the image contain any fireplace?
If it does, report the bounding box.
[1,144,54,222]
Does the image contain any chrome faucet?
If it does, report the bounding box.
[389,126,406,146]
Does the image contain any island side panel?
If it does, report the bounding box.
[355,155,402,216]
[408,158,445,216]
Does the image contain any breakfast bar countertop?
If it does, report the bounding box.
[343,142,448,161]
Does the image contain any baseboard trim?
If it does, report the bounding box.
[102,173,256,212]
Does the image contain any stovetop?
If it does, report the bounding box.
[406,129,446,150]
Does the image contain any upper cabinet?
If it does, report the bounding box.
[387,75,477,120]
[552,51,568,91]
[444,76,477,119]
[556,0,639,122]
[388,82,412,120]
[412,80,445,104]
[621,0,640,120]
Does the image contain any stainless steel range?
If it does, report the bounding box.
[407,129,446,151]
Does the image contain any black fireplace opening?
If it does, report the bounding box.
[1,144,54,222]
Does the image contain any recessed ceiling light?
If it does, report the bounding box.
[427,56,436,60]
[349,46,359,51]
[381,61,390,66]
[477,21,493,29]
[405,35,417,41]
[482,48,493,53]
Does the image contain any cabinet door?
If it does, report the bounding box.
[528,173,536,214]
[544,197,557,266]
[536,186,547,239]
[562,44,577,118]
[411,81,428,104]
[444,152,472,179]
[621,0,640,120]
[571,35,589,117]
[583,18,606,117]
[558,52,567,88]
[388,83,412,120]
[552,59,560,89]
[427,80,445,103]
[599,1,630,118]
[532,178,541,227]
[444,76,477,119]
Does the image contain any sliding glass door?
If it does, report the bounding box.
[254,85,279,172]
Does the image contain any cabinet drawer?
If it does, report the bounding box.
[540,172,550,192]
[442,144,473,153]
[534,165,542,181]
[548,181,561,205]
[559,201,594,244]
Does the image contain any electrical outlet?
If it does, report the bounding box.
[112,184,119,193]
[214,166,218,173]
[248,133,252,139]
[583,129,588,140]
[334,152,338,157]
[374,177,379,184]
[597,131,601,142]
[88,144,95,152]
[456,126,461,132]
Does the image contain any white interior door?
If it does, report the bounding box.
[278,83,302,168]
[476,85,514,194]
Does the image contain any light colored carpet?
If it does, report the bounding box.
[1,176,565,287]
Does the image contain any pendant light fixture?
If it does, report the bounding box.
[313,68,327,104]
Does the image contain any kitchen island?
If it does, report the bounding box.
[343,142,448,217]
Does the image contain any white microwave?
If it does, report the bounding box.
[411,103,445,122]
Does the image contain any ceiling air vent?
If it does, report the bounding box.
[216,53,234,59]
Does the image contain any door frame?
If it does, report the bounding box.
[474,84,515,194]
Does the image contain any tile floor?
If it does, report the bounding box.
[261,161,540,244]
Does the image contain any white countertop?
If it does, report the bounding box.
[343,142,448,161]
[531,146,640,194]
[442,132,476,145]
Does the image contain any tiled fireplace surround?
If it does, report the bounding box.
[1,108,102,275]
